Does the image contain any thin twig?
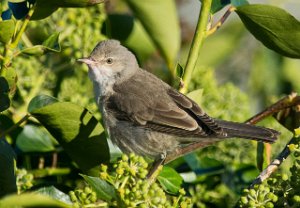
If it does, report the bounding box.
[207,6,236,36]
[245,92,300,125]
[249,137,297,188]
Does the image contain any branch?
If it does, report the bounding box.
[249,137,297,188]
[179,0,212,94]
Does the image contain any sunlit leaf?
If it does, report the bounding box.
[157,166,182,194]
[125,0,180,68]
[80,174,117,201]
[0,20,15,44]
[35,186,72,205]
[236,4,300,58]
[29,95,109,173]
[28,94,58,113]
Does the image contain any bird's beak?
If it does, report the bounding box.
[77,57,95,65]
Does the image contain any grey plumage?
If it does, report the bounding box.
[78,40,279,159]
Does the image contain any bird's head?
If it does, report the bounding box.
[78,40,139,86]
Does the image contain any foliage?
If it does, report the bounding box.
[238,136,300,208]
[0,0,300,207]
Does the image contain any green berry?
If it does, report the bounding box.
[84,187,92,194]
[265,202,274,208]
[240,196,248,204]
[293,195,300,203]
[282,173,289,181]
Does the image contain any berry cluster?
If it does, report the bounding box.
[16,168,33,194]
[69,186,98,208]
[239,136,300,207]
[99,153,191,207]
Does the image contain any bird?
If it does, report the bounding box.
[78,39,279,164]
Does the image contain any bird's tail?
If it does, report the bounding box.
[215,120,279,143]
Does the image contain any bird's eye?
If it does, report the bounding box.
[106,58,113,64]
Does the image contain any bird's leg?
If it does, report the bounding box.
[147,152,167,179]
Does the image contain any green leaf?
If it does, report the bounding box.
[31,4,58,20]
[231,0,249,7]
[0,20,15,44]
[34,0,105,8]
[0,77,10,112]
[16,125,55,152]
[175,63,184,79]
[21,33,61,56]
[28,94,58,113]
[236,4,300,58]
[187,89,203,106]
[0,193,72,208]
[125,0,180,68]
[157,166,183,194]
[0,139,16,197]
[35,186,72,205]
[80,174,117,201]
[29,96,109,172]
[207,0,230,14]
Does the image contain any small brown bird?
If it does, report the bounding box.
[78,40,279,163]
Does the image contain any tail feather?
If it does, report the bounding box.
[215,120,279,143]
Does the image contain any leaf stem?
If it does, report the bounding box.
[179,0,212,94]
[0,114,30,139]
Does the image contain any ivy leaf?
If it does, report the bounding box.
[0,139,16,197]
[0,20,15,44]
[16,125,55,152]
[236,4,300,58]
[35,186,72,205]
[28,95,109,173]
[157,166,183,194]
[80,174,117,201]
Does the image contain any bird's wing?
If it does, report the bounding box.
[107,70,225,137]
